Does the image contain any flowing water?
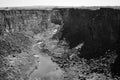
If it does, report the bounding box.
[29,43,64,80]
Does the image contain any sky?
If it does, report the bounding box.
[0,0,120,7]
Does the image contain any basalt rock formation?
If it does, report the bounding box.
[0,7,120,80]
[58,8,120,77]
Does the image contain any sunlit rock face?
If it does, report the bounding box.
[0,9,65,80]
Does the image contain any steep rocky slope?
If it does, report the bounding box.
[0,7,120,80]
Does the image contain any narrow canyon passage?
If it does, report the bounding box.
[0,8,120,80]
[29,44,64,80]
[28,23,64,80]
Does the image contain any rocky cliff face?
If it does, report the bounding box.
[0,9,64,80]
[0,7,120,80]
[59,8,120,77]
